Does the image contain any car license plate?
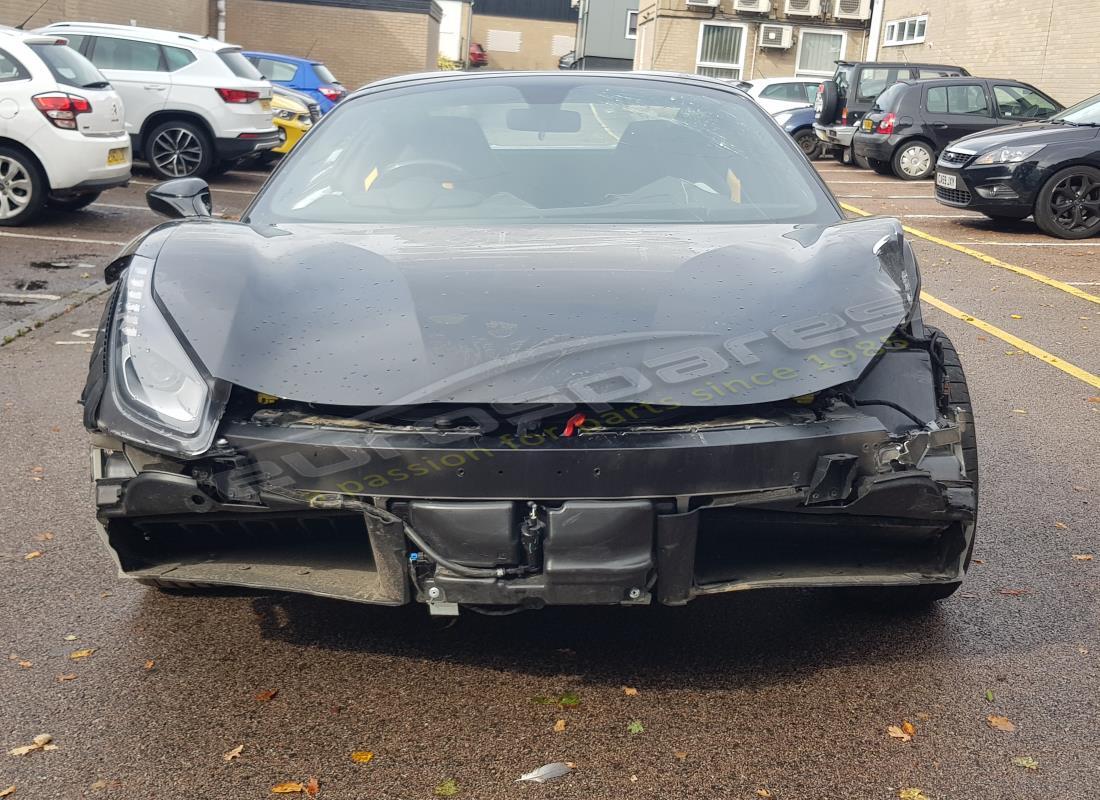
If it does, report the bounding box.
[106,147,128,166]
[936,172,957,190]
[862,118,874,132]
[260,99,271,112]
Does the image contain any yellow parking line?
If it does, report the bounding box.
[921,292,1100,389]
[841,202,1100,305]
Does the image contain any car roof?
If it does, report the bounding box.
[748,77,820,86]
[894,76,1032,88]
[243,50,321,65]
[356,69,751,97]
[837,60,967,70]
[36,21,240,51]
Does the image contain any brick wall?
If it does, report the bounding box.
[3,0,211,33]
[471,13,577,70]
[634,0,867,80]
[877,0,1099,105]
[226,0,437,89]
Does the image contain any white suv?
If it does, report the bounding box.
[0,27,130,226]
[37,22,277,180]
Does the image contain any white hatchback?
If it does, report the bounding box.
[38,22,277,180]
[0,27,130,226]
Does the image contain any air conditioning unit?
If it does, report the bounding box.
[784,0,822,16]
[734,0,772,11]
[685,0,720,7]
[833,0,871,20]
[758,23,793,48]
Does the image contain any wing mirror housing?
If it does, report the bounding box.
[146,178,212,219]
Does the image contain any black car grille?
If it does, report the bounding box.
[936,185,972,205]
[939,150,971,166]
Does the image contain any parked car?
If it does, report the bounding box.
[736,77,822,114]
[934,92,1100,239]
[0,27,130,226]
[38,22,278,180]
[244,50,346,112]
[772,104,824,159]
[469,43,488,68]
[814,61,969,165]
[557,50,576,70]
[83,72,977,614]
[264,85,316,163]
[854,78,1062,180]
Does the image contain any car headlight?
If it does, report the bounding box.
[773,111,794,126]
[973,144,1044,165]
[273,108,296,121]
[113,258,209,436]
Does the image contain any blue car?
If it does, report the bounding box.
[243,51,347,113]
[771,104,825,160]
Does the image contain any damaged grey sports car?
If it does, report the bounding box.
[82,71,978,615]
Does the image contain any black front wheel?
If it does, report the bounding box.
[1033,166,1100,239]
[793,129,822,160]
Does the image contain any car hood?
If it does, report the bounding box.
[150,218,917,407]
[948,121,1100,153]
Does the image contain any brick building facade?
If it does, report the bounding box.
[469,0,576,71]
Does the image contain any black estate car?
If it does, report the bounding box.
[854,78,1062,180]
[934,92,1100,239]
[814,61,969,165]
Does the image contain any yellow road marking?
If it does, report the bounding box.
[841,202,1100,305]
[921,292,1100,389]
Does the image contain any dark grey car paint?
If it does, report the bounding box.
[149,216,915,408]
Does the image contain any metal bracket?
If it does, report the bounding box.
[804,453,859,505]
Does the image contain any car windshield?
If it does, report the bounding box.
[217,48,263,80]
[29,42,106,88]
[313,63,337,84]
[248,76,837,226]
[1051,92,1100,126]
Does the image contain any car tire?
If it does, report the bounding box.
[1033,165,1100,239]
[836,326,978,609]
[145,119,214,180]
[0,145,48,227]
[793,129,821,160]
[46,191,101,212]
[815,80,839,124]
[892,140,936,180]
[868,158,893,175]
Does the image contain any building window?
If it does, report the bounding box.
[626,10,638,39]
[795,29,846,76]
[884,15,928,46]
[696,22,747,80]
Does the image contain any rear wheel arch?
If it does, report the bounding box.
[0,137,49,188]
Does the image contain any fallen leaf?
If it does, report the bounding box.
[629,774,637,783]
[1011,409,1027,414]
[902,720,916,737]
[1072,554,1094,561]
[972,559,984,565]
[350,751,374,764]
[622,686,639,696]
[434,778,459,796]
[24,551,42,560]
[1010,314,1022,319]
[34,532,53,541]
[1088,397,1100,404]
[69,649,95,660]
[223,744,244,762]
[31,466,44,474]
[1054,521,1068,530]
[255,689,279,702]
[517,763,573,784]
[1079,646,1089,655]
[673,751,687,760]
[985,689,994,702]
[1012,755,1038,770]
[57,673,77,682]
[887,725,912,742]
[0,786,13,797]
[558,691,580,708]
[756,790,773,798]
[1073,485,1087,492]
[898,790,929,800]
[987,715,1016,732]
[627,720,644,734]
[553,718,566,733]
[17,660,31,668]
[271,782,305,794]
[915,712,931,721]
[998,588,1029,597]
[976,335,988,342]
[63,635,76,641]
[8,734,57,756]
[143,660,155,671]
[305,777,319,797]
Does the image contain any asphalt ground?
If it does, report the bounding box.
[1,159,1098,800]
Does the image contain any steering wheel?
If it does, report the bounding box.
[373,158,473,189]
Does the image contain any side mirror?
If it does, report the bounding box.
[146,178,212,219]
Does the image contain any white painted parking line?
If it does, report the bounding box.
[0,231,127,246]
[903,214,984,219]
[955,241,1099,247]
[131,179,256,196]
[825,180,896,184]
[0,292,61,301]
[1067,281,1100,286]
[835,194,939,200]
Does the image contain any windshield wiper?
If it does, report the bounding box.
[81,80,110,89]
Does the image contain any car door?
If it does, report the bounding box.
[992,83,1061,123]
[84,35,169,137]
[921,82,996,151]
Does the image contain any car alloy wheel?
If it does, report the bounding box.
[895,143,933,179]
[0,155,33,220]
[1048,171,1100,235]
[150,126,204,178]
